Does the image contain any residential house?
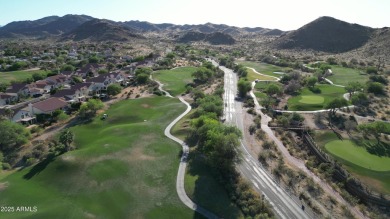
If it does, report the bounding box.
[60,71,74,77]
[34,80,55,93]
[0,98,42,124]
[52,82,93,103]
[0,93,18,106]
[76,63,103,78]
[6,83,30,97]
[9,105,35,124]
[45,74,71,88]
[86,72,125,94]
[30,97,68,115]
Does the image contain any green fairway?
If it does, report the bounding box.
[326,66,369,86]
[236,61,290,77]
[0,97,200,219]
[287,84,347,111]
[299,95,324,104]
[325,140,390,171]
[314,131,390,194]
[0,70,49,84]
[154,67,198,96]
[247,68,278,82]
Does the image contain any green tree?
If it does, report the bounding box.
[234,64,248,78]
[0,120,30,154]
[32,72,45,82]
[345,81,363,97]
[191,115,242,173]
[357,121,388,144]
[97,69,107,74]
[325,97,348,116]
[107,84,122,96]
[192,67,214,83]
[3,108,14,120]
[107,63,115,71]
[59,129,74,152]
[351,92,369,108]
[306,77,317,88]
[72,76,83,84]
[89,56,100,63]
[61,64,75,72]
[366,66,377,74]
[237,78,252,97]
[166,52,176,59]
[326,57,337,65]
[78,99,104,119]
[196,95,223,117]
[8,61,28,71]
[0,82,8,92]
[265,83,282,96]
[366,82,384,95]
[319,63,331,73]
[135,67,153,76]
[136,73,149,84]
[369,75,388,85]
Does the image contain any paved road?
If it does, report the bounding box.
[249,83,367,219]
[217,62,312,219]
[155,75,218,219]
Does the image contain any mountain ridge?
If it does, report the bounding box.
[272,16,375,53]
[61,18,143,42]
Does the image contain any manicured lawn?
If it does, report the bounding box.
[287,84,347,111]
[171,110,194,142]
[326,66,369,86]
[246,68,278,82]
[314,131,390,194]
[0,97,200,219]
[299,95,324,104]
[172,111,244,218]
[236,61,290,77]
[154,67,198,96]
[254,81,282,90]
[325,140,390,171]
[0,70,49,84]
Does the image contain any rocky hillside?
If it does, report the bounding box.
[0,15,93,37]
[123,21,283,36]
[61,19,143,42]
[358,27,390,58]
[272,16,375,53]
[178,31,236,45]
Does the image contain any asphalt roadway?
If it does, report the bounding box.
[218,62,313,219]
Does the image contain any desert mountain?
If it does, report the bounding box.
[178,31,236,45]
[0,14,285,41]
[61,19,143,42]
[273,16,375,53]
[123,21,282,36]
[358,27,390,57]
[0,15,93,38]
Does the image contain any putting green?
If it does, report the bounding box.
[325,140,390,171]
[299,95,324,104]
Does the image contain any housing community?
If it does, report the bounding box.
[0,61,151,125]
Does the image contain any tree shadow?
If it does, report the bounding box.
[22,155,56,180]
[186,152,242,219]
[365,141,390,157]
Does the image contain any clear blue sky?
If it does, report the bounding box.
[1,0,388,30]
